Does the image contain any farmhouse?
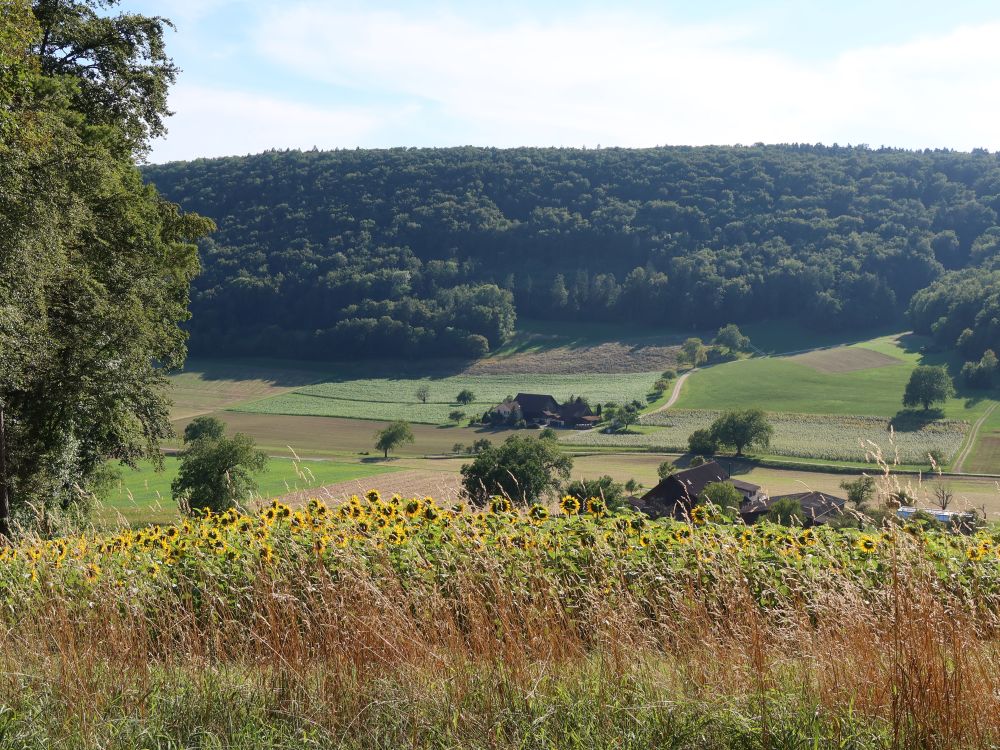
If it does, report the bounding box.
[488,393,600,428]
[741,491,847,526]
[632,461,765,519]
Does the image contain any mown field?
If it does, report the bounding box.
[230,372,660,424]
[564,409,968,465]
[3,488,1000,747]
[965,406,1000,474]
[673,334,989,421]
[103,457,397,526]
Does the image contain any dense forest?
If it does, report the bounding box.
[144,145,1000,360]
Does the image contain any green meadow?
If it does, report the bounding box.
[101,457,397,526]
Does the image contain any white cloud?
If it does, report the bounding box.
[247,4,1000,151]
[148,85,401,163]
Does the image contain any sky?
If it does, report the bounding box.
[132,0,1000,163]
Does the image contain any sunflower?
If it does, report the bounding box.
[796,529,817,547]
[528,504,549,523]
[737,529,754,546]
[404,498,424,518]
[258,544,274,563]
[365,489,382,504]
[490,496,512,514]
[854,535,878,555]
[638,535,651,548]
[673,526,692,544]
[559,495,581,515]
[585,497,607,517]
[422,504,440,522]
[84,563,101,582]
[689,505,708,526]
[966,545,985,562]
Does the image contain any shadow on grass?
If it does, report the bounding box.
[891,408,946,431]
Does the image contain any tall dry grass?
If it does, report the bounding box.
[0,521,997,749]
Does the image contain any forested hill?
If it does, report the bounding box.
[143,145,1000,360]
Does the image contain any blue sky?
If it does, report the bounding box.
[133,0,1000,163]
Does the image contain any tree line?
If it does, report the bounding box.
[143,144,1000,359]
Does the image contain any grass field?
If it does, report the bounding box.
[230,372,660,424]
[965,406,1000,474]
[102,457,398,526]
[172,412,522,458]
[563,409,968,465]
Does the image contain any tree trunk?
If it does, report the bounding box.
[0,407,10,540]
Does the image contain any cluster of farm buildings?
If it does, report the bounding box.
[488,393,601,428]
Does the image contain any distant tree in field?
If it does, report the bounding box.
[460,435,572,506]
[448,409,465,423]
[172,427,267,514]
[766,497,804,526]
[624,478,641,495]
[903,366,954,410]
[652,378,669,394]
[657,460,677,479]
[451,442,465,454]
[688,428,718,456]
[374,421,414,458]
[714,323,751,352]
[709,409,772,456]
[840,476,876,509]
[456,389,475,405]
[183,416,226,444]
[471,438,493,453]
[415,385,430,403]
[563,475,625,511]
[681,337,707,367]
[606,402,640,432]
[538,428,558,442]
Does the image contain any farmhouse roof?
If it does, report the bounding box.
[731,478,761,493]
[741,491,847,524]
[639,460,730,515]
[513,393,561,418]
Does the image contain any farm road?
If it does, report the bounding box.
[952,402,998,474]
[652,370,693,413]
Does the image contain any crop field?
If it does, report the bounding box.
[102,457,398,526]
[3,491,1000,747]
[562,408,968,464]
[169,358,329,420]
[230,372,659,424]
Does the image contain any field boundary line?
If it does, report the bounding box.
[952,402,998,474]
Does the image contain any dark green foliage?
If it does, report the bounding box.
[142,145,1000,360]
[0,0,211,534]
[700,481,742,515]
[766,497,805,526]
[374,421,414,458]
[448,410,465,423]
[688,429,718,456]
[709,409,773,456]
[902,366,954,410]
[961,350,998,388]
[604,402,640,432]
[460,435,572,506]
[840,476,876,508]
[183,416,226,444]
[563,475,625,510]
[456,389,475,405]
[172,428,267,514]
[657,460,677,479]
[714,323,751,352]
[909,268,1000,360]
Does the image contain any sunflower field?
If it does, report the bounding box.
[2,493,1000,748]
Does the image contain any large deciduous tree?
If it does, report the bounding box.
[709,409,773,456]
[460,434,572,506]
[0,0,212,535]
[902,366,954,411]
